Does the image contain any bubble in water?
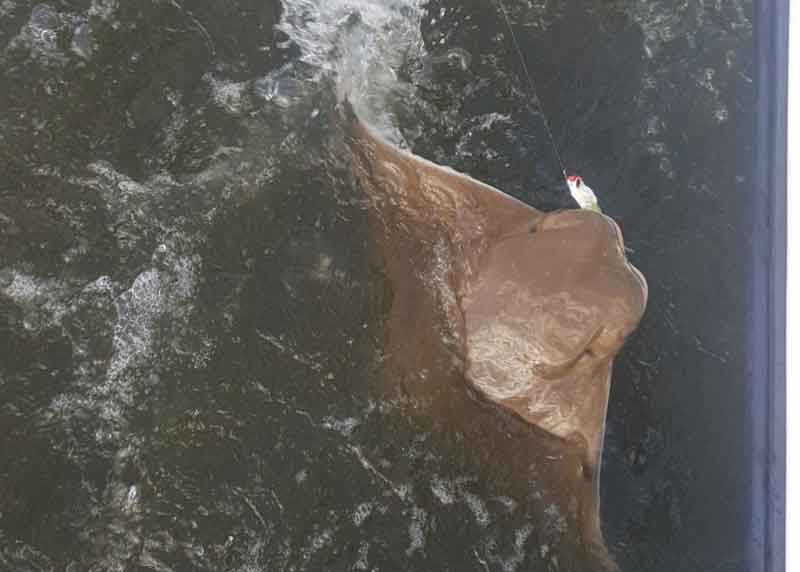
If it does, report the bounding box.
[352,502,374,526]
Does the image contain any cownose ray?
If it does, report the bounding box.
[341,100,647,569]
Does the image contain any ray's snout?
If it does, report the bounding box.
[463,207,647,469]
[534,208,648,331]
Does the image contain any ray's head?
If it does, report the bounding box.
[463,208,647,466]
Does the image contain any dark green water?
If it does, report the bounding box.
[0,1,753,570]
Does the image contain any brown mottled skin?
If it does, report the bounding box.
[343,101,647,570]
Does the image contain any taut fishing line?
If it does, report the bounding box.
[493,0,568,180]
[493,0,601,210]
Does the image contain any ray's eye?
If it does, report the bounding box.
[575,177,582,187]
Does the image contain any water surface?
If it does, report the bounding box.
[0,1,753,570]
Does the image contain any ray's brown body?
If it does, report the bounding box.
[343,101,647,570]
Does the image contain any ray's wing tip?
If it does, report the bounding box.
[628,262,649,315]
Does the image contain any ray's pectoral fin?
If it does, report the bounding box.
[462,209,648,473]
[342,100,648,565]
[342,98,544,248]
[344,99,648,473]
[461,209,646,558]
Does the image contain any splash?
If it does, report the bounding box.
[275,0,427,143]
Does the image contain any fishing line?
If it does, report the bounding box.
[492,0,569,182]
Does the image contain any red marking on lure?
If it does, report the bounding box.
[566,175,583,188]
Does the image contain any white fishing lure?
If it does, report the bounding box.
[566,175,601,212]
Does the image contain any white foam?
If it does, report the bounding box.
[353,541,370,570]
[405,507,426,555]
[103,247,197,396]
[543,503,567,534]
[275,0,426,141]
[430,476,456,505]
[104,268,165,386]
[463,491,490,527]
[86,162,155,244]
[6,4,64,63]
[205,74,247,113]
[39,241,199,443]
[322,415,361,436]
[352,502,374,526]
[0,1,16,19]
[307,528,333,555]
[499,523,534,572]
[0,270,70,331]
[88,0,118,22]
